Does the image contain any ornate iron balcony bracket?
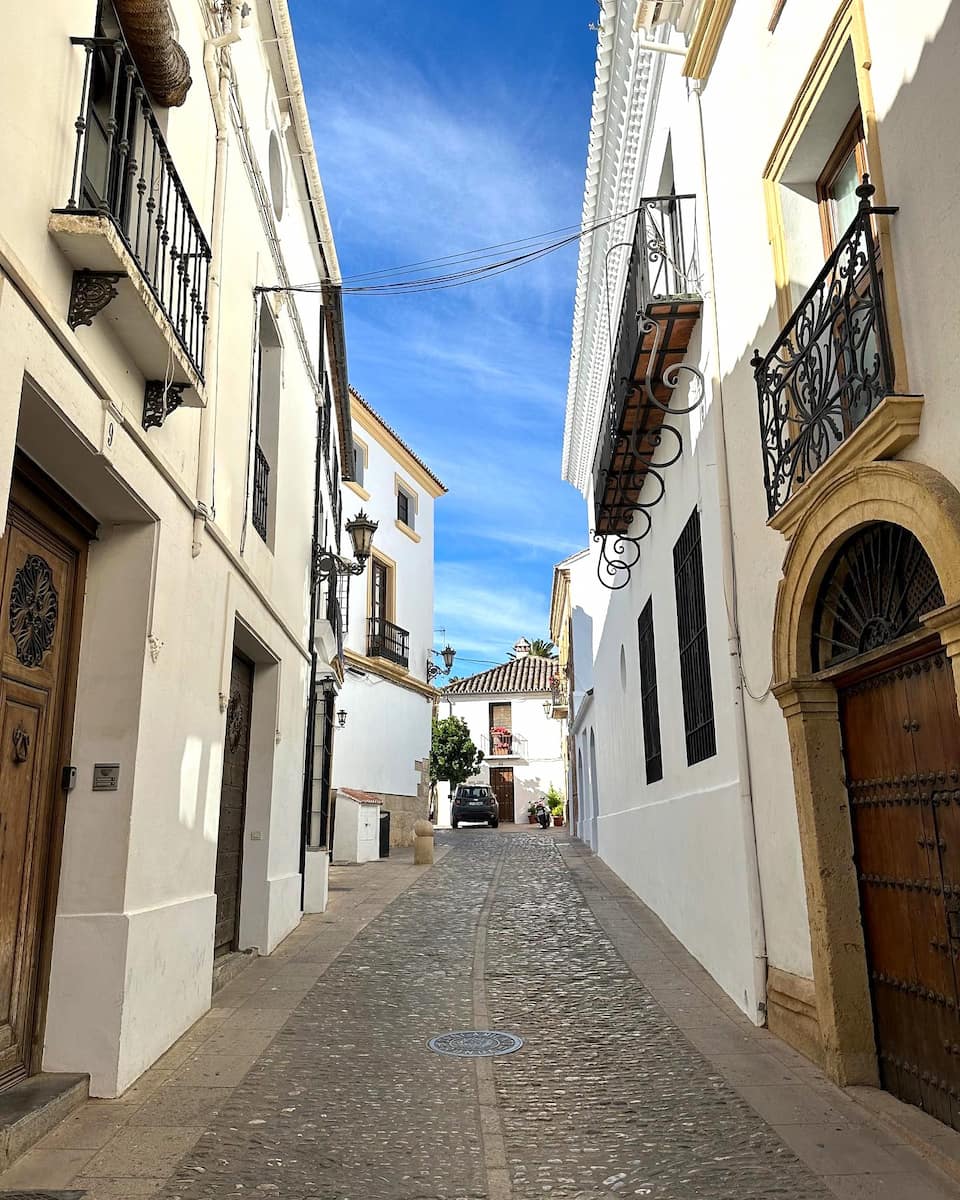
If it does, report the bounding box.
[68,269,125,330]
[314,549,364,588]
[142,380,187,429]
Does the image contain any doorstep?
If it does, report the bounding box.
[211,948,256,996]
[558,836,960,1200]
[0,1074,88,1174]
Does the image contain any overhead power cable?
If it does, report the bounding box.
[257,205,639,298]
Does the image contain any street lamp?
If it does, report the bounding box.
[543,699,552,716]
[314,510,379,585]
[427,643,457,682]
[337,708,347,728]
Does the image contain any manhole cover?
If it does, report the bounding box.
[427,1030,523,1057]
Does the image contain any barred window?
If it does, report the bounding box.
[637,599,662,784]
[673,508,716,765]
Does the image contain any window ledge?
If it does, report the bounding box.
[344,479,370,501]
[769,394,924,540]
[395,519,421,543]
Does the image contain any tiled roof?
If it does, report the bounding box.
[349,387,447,493]
[442,656,557,697]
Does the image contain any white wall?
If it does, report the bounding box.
[0,0,344,1095]
[334,672,431,797]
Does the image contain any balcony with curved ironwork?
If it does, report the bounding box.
[593,195,703,541]
[50,34,211,427]
[752,180,902,519]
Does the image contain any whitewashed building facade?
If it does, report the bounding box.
[0,0,352,1099]
[561,0,766,1024]
[565,0,960,1133]
[329,388,445,847]
[438,642,565,825]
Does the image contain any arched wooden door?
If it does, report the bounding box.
[822,523,960,1127]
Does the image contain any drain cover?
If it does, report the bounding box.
[427,1030,523,1057]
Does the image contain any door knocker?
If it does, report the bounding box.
[12,722,30,764]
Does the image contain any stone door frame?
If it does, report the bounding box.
[772,460,960,1086]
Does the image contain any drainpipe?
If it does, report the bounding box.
[690,76,769,1023]
[193,6,243,556]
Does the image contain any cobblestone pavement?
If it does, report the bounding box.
[2,830,960,1199]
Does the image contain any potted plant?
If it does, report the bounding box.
[547,785,564,827]
[526,800,538,825]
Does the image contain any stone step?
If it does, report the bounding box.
[0,1072,89,1172]
[212,948,256,995]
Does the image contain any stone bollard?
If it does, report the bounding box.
[413,819,435,865]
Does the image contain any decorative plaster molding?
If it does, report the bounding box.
[562,0,664,493]
[768,395,924,540]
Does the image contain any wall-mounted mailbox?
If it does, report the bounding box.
[92,763,120,791]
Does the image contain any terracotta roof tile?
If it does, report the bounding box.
[442,656,557,697]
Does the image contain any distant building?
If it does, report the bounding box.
[438,640,564,824]
[328,388,446,846]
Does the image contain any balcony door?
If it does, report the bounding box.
[371,559,390,628]
[489,702,512,756]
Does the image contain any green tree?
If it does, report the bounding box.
[429,716,484,787]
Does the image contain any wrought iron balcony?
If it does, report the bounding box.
[752,179,899,518]
[367,617,410,669]
[593,195,703,548]
[482,730,529,759]
[252,445,270,541]
[549,676,569,718]
[51,35,211,425]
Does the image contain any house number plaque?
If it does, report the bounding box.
[92,763,121,791]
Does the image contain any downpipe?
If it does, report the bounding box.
[691,77,769,1023]
[194,6,242,556]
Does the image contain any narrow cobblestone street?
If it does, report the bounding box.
[3,830,960,1199]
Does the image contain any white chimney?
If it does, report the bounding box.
[512,637,531,659]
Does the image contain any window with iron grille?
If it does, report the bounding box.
[673,508,716,765]
[637,599,662,783]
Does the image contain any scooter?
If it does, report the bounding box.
[534,800,551,829]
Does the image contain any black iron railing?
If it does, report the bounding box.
[592,194,701,528]
[252,445,270,541]
[752,179,898,517]
[58,36,211,377]
[482,731,529,758]
[367,616,409,668]
[550,679,568,710]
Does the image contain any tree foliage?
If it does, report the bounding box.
[430,716,484,787]
[509,637,557,659]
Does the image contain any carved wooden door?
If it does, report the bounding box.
[488,767,514,824]
[215,654,253,956]
[0,480,85,1087]
[841,647,960,1128]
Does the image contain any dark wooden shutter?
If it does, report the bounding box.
[637,598,662,783]
[673,508,716,765]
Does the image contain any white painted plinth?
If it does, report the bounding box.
[303,848,330,913]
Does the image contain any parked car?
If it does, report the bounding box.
[452,784,499,829]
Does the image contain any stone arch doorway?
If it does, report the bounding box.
[773,462,960,1105]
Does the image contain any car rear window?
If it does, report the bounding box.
[458,786,490,799]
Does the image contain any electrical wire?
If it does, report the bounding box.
[257,205,639,299]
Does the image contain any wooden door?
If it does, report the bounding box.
[215,654,253,957]
[489,767,514,823]
[840,646,960,1127]
[0,475,87,1088]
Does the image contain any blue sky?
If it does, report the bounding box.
[291,1,598,670]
